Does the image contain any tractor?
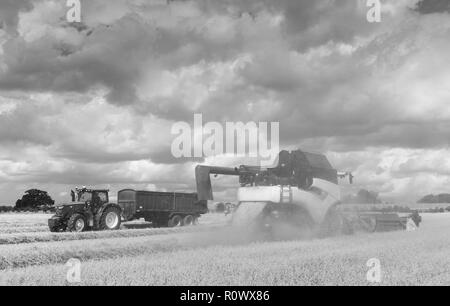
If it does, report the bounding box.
[48,187,122,232]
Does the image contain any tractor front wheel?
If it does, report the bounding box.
[67,213,87,232]
[49,224,67,232]
[99,207,122,230]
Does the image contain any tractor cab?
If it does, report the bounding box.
[71,187,109,208]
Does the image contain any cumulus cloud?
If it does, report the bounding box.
[0,0,449,204]
[0,0,34,35]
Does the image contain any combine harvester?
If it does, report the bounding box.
[196,149,421,238]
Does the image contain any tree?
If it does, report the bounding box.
[418,193,450,204]
[15,189,55,211]
[438,194,450,203]
[0,206,13,213]
[342,189,382,204]
[358,189,381,204]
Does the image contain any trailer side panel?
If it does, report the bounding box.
[118,189,207,224]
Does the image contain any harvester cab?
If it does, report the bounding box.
[48,187,122,233]
[338,171,354,184]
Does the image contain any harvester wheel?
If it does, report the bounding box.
[168,215,182,227]
[231,202,267,228]
[67,213,87,232]
[99,207,122,230]
[360,216,377,232]
[183,215,194,226]
[319,206,352,237]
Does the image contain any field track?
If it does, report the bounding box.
[0,224,223,245]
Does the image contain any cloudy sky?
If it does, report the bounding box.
[0,0,449,204]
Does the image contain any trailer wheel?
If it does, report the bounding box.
[99,207,122,230]
[168,215,182,227]
[67,213,87,232]
[193,216,199,225]
[183,215,194,226]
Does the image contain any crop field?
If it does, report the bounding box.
[0,212,449,286]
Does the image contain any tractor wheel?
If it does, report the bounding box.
[49,224,67,232]
[99,207,122,230]
[183,215,194,226]
[67,213,87,232]
[168,215,182,227]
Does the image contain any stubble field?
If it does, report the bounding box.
[0,212,449,286]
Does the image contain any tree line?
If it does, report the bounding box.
[0,189,55,213]
[343,189,450,205]
[417,194,450,204]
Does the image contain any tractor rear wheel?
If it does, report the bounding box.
[67,213,87,232]
[99,207,122,230]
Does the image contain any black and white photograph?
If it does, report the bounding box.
[0,0,449,290]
